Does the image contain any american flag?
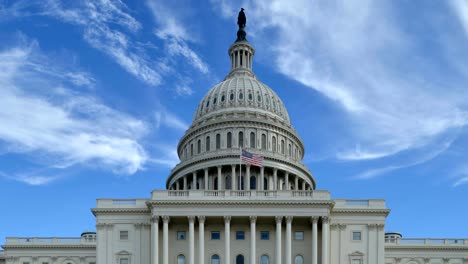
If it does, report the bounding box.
[241,149,264,167]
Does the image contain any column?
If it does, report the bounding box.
[204,169,209,190]
[188,216,195,264]
[246,165,251,190]
[183,176,188,190]
[151,215,159,264]
[321,217,329,264]
[285,216,293,264]
[176,181,180,190]
[218,166,223,191]
[260,167,265,190]
[285,172,289,190]
[231,165,236,191]
[250,216,257,264]
[311,217,318,264]
[225,216,232,264]
[162,216,170,264]
[198,216,206,264]
[269,175,274,190]
[192,172,197,190]
[302,181,306,191]
[236,51,240,68]
[273,169,278,190]
[275,216,283,264]
[294,176,299,190]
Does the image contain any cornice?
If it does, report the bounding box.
[91,208,150,216]
[1,244,96,249]
[331,209,390,216]
[385,245,468,251]
[147,199,334,207]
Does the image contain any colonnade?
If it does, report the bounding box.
[171,165,312,191]
[151,215,329,264]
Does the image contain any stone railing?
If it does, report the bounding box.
[5,237,96,245]
[96,198,148,208]
[385,238,468,245]
[152,189,330,201]
[333,199,386,209]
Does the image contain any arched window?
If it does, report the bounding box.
[281,140,285,154]
[178,255,186,264]
[250,132,256,148]
[288,144,292,156]
[261,134,266,149]
[225,175,232,190]
[250,176,256,190]
[206,136,210,151]
[216,134,221,149]
[295,255,303,264]
[261,255,269,264]
[211,255,220,264]
[238,132,244,148]
[227,132,232,148]
[236,255,244,264]
[272,136,277,152]
[191,143,194,156]
[197,140,201,154]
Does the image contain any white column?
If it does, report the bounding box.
[218,166,223,190]
[162,216,170,264]
[250,216,257,264]
[188,216,195,264]
[199,216,206,264]
[176,181,180,190]
[236,51,240,68]
[322,216,329,264]
[204,169,209,190]
[311,217,318,264]
[286,216,293,264]
[273,169,278,190]
[285,172,289,190]
[192,172,197,190]
[231,165,236,190]
[260,167,265,190]
[294,176,298,190]
[183,176,188,190]
[151,215,159,264]
[225,216,231,264]
[275,216,283,264]
[246,165,251,190]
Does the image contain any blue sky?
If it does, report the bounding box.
[1,0,468,244]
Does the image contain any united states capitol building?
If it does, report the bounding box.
[2,12,468,264]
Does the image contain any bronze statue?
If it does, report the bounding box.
[237,8,246,29]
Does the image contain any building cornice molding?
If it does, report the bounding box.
[91,208,150,216]
[331,209,390,216]
[147,199,334,207]
[1,244,96,249]
[385,245,468,251]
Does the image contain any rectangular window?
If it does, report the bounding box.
[120,258,129,264]
[352,231,362,241]
[211,231,221,240]
[294,231,304,240]
[236,231,245,240]
[177,231,186,240]
[260,231,269,240]
[120,230,129,240]
[351,260,361,264]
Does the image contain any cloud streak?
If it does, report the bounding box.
[0,42,149,175]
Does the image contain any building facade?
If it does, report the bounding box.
[2,15,468,264]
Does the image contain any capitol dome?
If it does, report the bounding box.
[166,26,315,192]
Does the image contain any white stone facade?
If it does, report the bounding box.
[2,18,468,264]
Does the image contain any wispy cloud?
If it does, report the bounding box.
[0,41,149,175]
[213,1,468,164]
[154,108,189,132]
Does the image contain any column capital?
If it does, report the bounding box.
[311,216,319,224]
[249,215,257,223]
[151,215,160,223]
[188,216,196,223]
[321,216,329,223]
[286,216,293,223]
[224,215,232,223]
[275,216,283,224]
[198,216,206,223]
[162,215,170,223]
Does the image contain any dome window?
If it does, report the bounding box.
[257,94,261,102]
[227,132,232,148]
[248,92,253,101]
[206,98,210,108]
[239,92,244,100]
[238,131,244,148]
[230,92,234,101]
[250,132,256,148]
[221,94,225,102]
[213,96,217,105]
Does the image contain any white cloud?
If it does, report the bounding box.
[454,177,468,187]
[213,0,468,163]
[0,43,149,175]
[154,108,189,132]
[451,0,468,35]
